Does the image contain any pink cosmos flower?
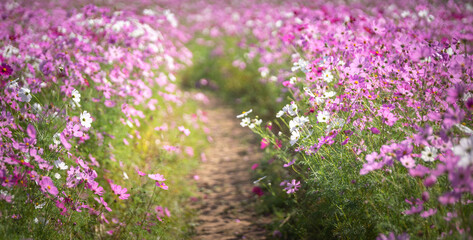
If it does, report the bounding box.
[148,173,165,181]
[26,124,36,139]
[88,181,104,195]
[94,197,112,212]
[400,155,416,169]
[60,132,72,150]
[110,183,130,200]
[156,182,168,190]
[420,208,437,218]
[135,167,146,176]
[260,138,269,149]
[39,176,58,196]
[284,179,301,194]
[283,158,296,168]
[178,126,190,136]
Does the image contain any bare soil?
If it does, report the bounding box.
[191,97,270,240]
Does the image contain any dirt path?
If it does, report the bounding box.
[191,97,269,240]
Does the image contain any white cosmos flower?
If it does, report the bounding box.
[291,59,309,73]
[289,77,297,84]
[54,173,61,179]
[421,146,438,162]
[70,100,81,109]
[18,87,32,102]
[35,202,46,209]
[322,70,334,83]
[304,87,315,98]
[71,89,81,103]
[290,129,301,146]
[329,118,345,129]
[282,103,298,116]
[54,159,69,170]
[315,97,325,105]
[32,103,42,113]
[240,117,251,127]
[455,124,473,135]
[453,136,473,168]
[324,91,336,98]
[289,116,309,132]
[276,110,284,118]
[80,111,93,128]
[236,109,252,118]
[53,133,61,145]
[70,89,81,109]
[446,47,454,56]
[7,78,19,89]
[317,110,330,123]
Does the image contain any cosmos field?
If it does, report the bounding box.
[0,0,472,239]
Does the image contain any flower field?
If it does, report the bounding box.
[1,0,472,239]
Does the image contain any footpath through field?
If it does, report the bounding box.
[191,97,269,240]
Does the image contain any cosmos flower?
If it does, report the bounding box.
[80,111,93,128]
[0,63,13,77]
[18,87,32,102]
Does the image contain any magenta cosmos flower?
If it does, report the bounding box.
[148,173,168,190]
[0,63,13,77]
[39,176,59,196]
[110,183,130,200]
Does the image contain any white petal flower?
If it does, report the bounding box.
[446,47,454,56]
[35,203,46,209]
[304,87,315,98]
[290,129,301,146]
[7,78,19,89]
[291,59,308,73]
[54,159,69,170]
[289,77,297,84]
[54,173,61,179]
[289,116,309,132]
[71,89,81,104]
[18,87,32,102]
[80,111,93,128]
[455,124,473,135]
[315,97,325,105]
[236,109,252,118]
[53,133,61,145]
[32,103,42,113]
[276,111,285,118]
[317,111,330,123]
[421,146,438,162]
[453,136,473,168]
[287,103,298,116]
[322,70,334,83]
[324,91,336,98]
[240,117,251,127]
